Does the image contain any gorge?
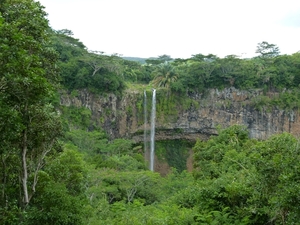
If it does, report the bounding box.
[60,87,300,172]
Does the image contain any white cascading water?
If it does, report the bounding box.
[150,89,156,171]
[143,90,148,165]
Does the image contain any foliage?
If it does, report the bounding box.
[192,125,300,224]
[50,31,127,94]
[151,62,179,95]
[45,148,87,195]
[26,181,87,225]
[51,26,300,103]
[93,201,196,225]
[0,0,63,222]
[60,105,93,130]
[256,41,280,58]
[250,88,300,111]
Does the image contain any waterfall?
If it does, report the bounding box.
[150,89,156,171]
[143,90,148,166]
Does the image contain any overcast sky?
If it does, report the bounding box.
[37,0,300,59]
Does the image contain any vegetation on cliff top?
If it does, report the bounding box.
[52,27,300,110]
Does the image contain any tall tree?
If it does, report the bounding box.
[254,42,280,89]
[151,62,179,91]
[80,51,123,76]
[256,41,280,58]
[0,0,62,215]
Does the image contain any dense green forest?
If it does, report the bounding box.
[1,0,300,224]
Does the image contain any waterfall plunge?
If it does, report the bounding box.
[143,89,156,171]
[143,90,148,166]
[150,89,156,171]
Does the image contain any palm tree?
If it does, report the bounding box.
[151,62,178,90]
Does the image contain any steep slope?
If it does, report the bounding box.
[60,87,300,141]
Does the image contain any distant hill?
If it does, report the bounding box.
[122,57,147,64]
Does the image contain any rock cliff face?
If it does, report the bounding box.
[60,87,300,142]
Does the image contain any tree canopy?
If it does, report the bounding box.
[0,0,71,223]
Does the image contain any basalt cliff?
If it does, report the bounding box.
[60,87,300,142]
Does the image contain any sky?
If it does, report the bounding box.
[37,0,300,59]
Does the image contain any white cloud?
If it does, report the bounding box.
[38,0,300,58]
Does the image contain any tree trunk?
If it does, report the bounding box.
[21,129,29,206]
